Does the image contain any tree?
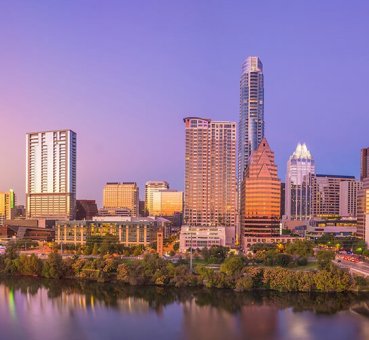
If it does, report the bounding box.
[220,256,245,276]
[202,246,228,264]
[235,276,253,292]
[285,240,313,257]
[250,243,276,253]
[42,252,64,279]
[273,253,292,267]
[353,240,367,255]
[316,250,335,270]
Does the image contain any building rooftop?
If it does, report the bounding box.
[316,174,355,179]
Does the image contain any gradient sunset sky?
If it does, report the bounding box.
[1,1,368,206]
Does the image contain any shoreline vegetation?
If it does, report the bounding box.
[1,242,369,293]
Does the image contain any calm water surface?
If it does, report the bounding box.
[0,278,368,340]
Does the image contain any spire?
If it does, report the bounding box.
[291,142,312,160]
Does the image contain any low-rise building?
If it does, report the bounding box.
[55,217,168,247]
[305,218,357,239]
[242,236,300,251]
[0,225,54,242]
[179,226,235,252]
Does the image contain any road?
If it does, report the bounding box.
[334,256,369,277]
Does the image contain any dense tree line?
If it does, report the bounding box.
[1,243,367,293]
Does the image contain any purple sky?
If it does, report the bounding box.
[1,1,368,206]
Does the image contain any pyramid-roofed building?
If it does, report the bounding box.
[241,138,281,244]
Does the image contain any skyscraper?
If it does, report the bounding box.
[238,56,264,189]
[145,181,169,215]
[184,117,237,227]
[103,182,139,217]
[358,147,369,244]
[285,143,315,220]
[361,147,369,181]
[241,138,281,241]
[26,129,76,220]
[309,174,356,217]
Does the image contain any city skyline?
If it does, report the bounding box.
[1,1,368,206]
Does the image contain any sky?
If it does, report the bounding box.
[0,1,368,206]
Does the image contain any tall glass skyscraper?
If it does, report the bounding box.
[238,56,264,188]
[285,143,315,220]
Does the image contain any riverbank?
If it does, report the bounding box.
[1,277,369,340]
[2,276,369,314]
[1,249,369,293]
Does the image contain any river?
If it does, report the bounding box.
[0,278,368,340]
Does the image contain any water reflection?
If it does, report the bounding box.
[0,278,369,340]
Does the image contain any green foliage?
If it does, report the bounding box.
[42,252,64,279]
[0,245,357,293]
[285,240,314,257]
[220,256,245,276]
[201,246,229,264]
[15,254,42,276]
[316,250,335,270]
[173,242,179,251]
[273,253,292,267]
[314,269,352,292]
[296,257,308,266]
[250,243,277,252]
[234,276,253,292]
[353,240,367,255]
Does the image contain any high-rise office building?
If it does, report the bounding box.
[26,130,76,220]
[0,190,16,225]
[358,147,369,244]
[184,117,237,227]
[103,182,139,217]
[361,147,369,181]
[152,190,183,216]
[309,174,356,218]
[238,56,264,190]
[339,180,362,218]
[241,138,281,240]
[280,183,286,218]
[285,143,315,220]
[145,181,169,215]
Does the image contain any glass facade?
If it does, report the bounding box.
[152,190,183,216]
[238,57,264,197]
[144,181,169,215]
[241,139,281,238]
